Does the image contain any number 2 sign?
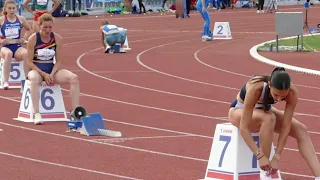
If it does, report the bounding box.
[15,80,68,123]
[212,22,232,40]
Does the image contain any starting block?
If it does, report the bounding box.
[203,123,281,180]
[212,22,232,40]
[0,58,26,89]
[105,44,126,53]
[13,80,68,123]
[66,113,122,137]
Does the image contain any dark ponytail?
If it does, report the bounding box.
[270,67,291,90]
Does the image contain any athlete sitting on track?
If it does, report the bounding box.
[23,0,60,33]
[27,13,80,125]
[100,20,127,53]
[228,67,320,179]
[0,0,32,90]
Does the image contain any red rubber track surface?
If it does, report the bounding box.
[1,5,320,180]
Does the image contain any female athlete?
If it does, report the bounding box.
[228,67,320,179]
[100,20,127,53]
[27,13,80,125]
[0,0,32,89]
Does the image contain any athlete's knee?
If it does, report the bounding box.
[294,121,309,140]
[28,71,42,84]
[261,112,276,129]
[196,4,202,10]
[69,73,79,85]
[21,49,28,59]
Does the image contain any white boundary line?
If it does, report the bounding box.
[0,151,141,180]
[2,20,320,179]
[91,134,192,142]
[0,36,316,179]
[135,36,320,102]
[0,121,208,162]
[249,33,320,76]
[0,90,318,179]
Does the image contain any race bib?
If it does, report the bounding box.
[37,0,48,5]
[5,27,19,39]
[37,49,55,60]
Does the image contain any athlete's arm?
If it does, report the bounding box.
[50,33,63,75]
[19,16,32,42]
[100,26,106,48]
[49,0,60,14]
[27,33,46,76]
[23,0,34,14]
[275,85,298,156]
[239,82,262,154]
[0,17,5,44]
[101,32,106,49]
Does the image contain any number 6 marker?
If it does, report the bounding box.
[14,80,68,123]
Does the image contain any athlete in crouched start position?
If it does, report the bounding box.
[100,20,127,53]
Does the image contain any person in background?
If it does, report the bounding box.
[196,0,213,41]
[257,0,265,13]
[23,0,60,32]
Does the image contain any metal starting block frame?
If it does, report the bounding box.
[66,113,122,137]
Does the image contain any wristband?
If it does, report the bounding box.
[257,154,264,160]
[254,150,260,157]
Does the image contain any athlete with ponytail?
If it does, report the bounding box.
[228,67,320,179]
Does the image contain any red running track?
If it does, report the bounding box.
[1,5,320,180]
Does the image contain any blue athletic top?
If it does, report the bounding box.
[33,32,56,61]
[0,15,22,42]
[239,82,276,105]
[102,24,119,35]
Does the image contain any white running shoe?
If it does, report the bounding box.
[3,82,9,90]
[34,113,43,125]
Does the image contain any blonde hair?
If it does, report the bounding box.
[2,0,17,16]
[39,13,55,25]
[102,20,109,25]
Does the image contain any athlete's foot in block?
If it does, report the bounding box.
[34,113,44,125]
